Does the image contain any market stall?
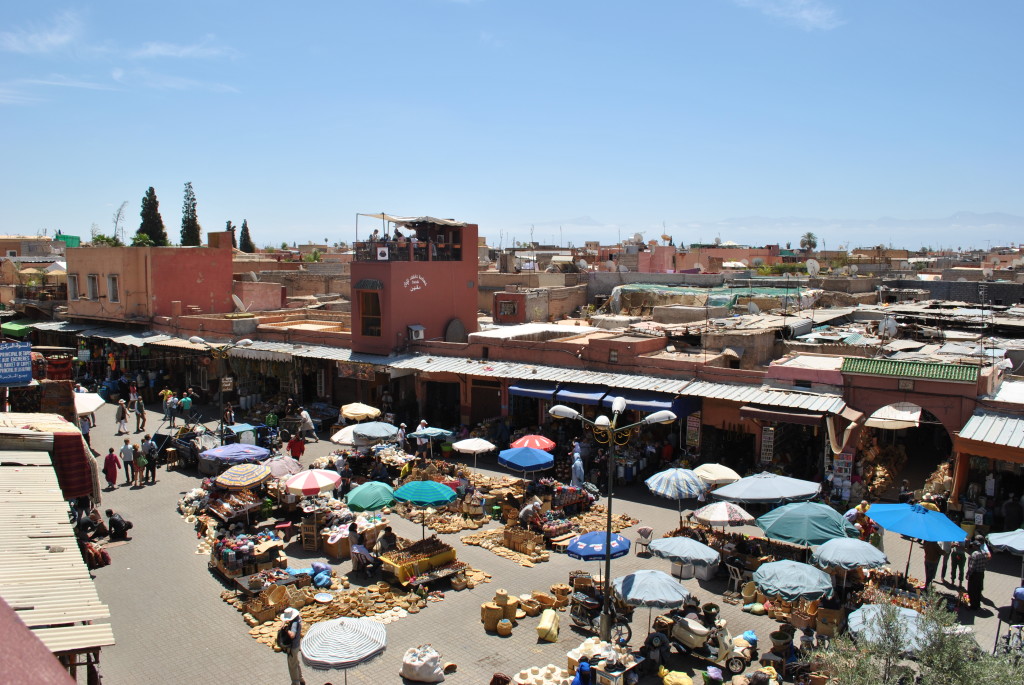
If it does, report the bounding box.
[379,535,461,585]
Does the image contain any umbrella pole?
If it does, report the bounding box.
[904,542,913,577]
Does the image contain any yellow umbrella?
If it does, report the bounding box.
[341,402,381,421]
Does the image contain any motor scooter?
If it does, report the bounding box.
[656,602,756,676]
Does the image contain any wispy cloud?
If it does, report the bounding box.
[111,67,238,93]
[0,10,81,54]
[131,35,237,59]
[0,86,40,105]
[17,75,115,91]
[733,0,843,31]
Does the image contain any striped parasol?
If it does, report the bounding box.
[645,468,707,522]
[693,501,755,527]
[301,617,387,682]
[285,469,342,496]
[510,434,555,451]
[214,463,271,490]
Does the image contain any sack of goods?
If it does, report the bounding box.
[400,644,445,682]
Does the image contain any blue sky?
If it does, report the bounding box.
[1,1,1021,250]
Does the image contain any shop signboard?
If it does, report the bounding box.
[0,342,33,386]
[760,426,775,464]
[337,361,375,381]
[685,411,701,448]
[77,347,91,362]
[221,376,234,392]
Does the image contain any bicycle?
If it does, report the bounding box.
[994,623,1024,661]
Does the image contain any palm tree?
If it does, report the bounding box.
[799,232,818,252]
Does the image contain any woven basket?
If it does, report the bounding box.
[295,573,312,588]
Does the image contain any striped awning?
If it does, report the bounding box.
[300,617,387,670]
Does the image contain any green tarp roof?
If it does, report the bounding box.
[1,319,38,337]
[841,357,978,383]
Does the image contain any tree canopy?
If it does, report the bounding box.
[238,219,256,253]
[137,186,169,246]
[225,220,237,248]
[799,231,818,251]
[180,181,202,246]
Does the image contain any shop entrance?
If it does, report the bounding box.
[701,425,756,474]
[859,405,953,498]
[424,381,460,427]
[470,380,502,425]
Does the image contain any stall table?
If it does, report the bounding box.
[233,571,298,598]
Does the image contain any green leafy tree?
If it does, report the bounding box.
[225,220,237,248]
[180,181,202,246]
[137,186,169,246]
[799,232,818,252]
[280,241,289,250]
[131,234,155,247]
[238,220,256,253]
[91,233,124,247]
[302,249,322,262]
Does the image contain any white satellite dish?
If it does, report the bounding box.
[850,264,859,274]
[740,259,750,267]
[957,277,967,282]
[605,260,616,271]
[577,259,589,270]
[806,259,820,277]
[752,257,764,266]
[633,233,643,243]
[248,271,259,282]
[748,301,761,315]
[618,264,629,273]
[231,294,251,313]
[880,317,898,337]
[983,268,994,278]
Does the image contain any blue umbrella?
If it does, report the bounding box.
[649,537,721,566]
[352,421,399,443]
[498,446,554,475]
[712,472,820,504]
[753,560,833,601]
[645,468,707,521]
[865,504,966,575]
[566,531,631,561]
[848,604,924,654]
[756,502,859,547]
[811,538,889,571]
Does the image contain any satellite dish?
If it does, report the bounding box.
[633,233,643,243]
[231,294,250,313]
[577,259,589,270]
[957,277,967,282]
[248,271,259,282]
[714,237,722,246]
[983,268,994,278]
[850,264,859,274]
[1014,258,1023,267]
[752,257,764,266]
[606,260,616,271]
[740,259,750,267]
[661,234,672,242]
[806,259,820,277]
[880,317,898,337]
[618,264,629,273]
[748,301,761,315]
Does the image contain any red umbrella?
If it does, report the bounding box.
[511,434,555,451]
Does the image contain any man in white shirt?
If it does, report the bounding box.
[119,438,135,486]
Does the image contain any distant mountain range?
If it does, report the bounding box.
[523,212,1022,250]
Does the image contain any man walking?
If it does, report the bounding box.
[179,391,193,422]
[133,396,147,432]
[119,438,135,486]
[141,434,158,484]
[967,538,991,610]
[166,393,179,428]
[298,406,318,443]
[279,607,305,685]
[115,399,129,435]
[79,414,93,449]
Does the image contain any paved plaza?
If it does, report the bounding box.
[83,402,1024,684]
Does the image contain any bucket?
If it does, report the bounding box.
[770,630,792,651]
[497,618,513,637]
[482,603,503,631]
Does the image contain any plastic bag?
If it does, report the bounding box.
[536,608,559,642]
[400,644,445,682]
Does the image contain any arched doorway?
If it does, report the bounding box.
[859,403,953,498]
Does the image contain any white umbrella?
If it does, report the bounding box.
[301,617,387,683]
[341,403,381,421]
[693,501,755,527]
[452,437,495,468]
[693,463,741,485]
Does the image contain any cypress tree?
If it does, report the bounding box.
[180,181,202,246]
[225,220,237,248]
[238,220,256,253]
[137,186,169,246]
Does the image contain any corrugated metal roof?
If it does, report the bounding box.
[679,380,845,413]
[959,411,1024,450]
[227,341,296,362]
[30,320,102,332]
[83,328,172,347]
[840,357,978,383]
[292,344,406,366]
[147,338,211,351]
[388,355,692,393]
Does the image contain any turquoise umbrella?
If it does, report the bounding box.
[394,480,457,538]
[756,502,859,547]
[407,426,453,457]
[848,604,924,654]
[345,481,395,513]
[753,560,833,601]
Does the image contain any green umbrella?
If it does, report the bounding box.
[394,480,457,538]
[345,481,395,512]
[756,502,858,547]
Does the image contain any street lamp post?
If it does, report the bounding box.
[549,397,676,640]
[188,336,252,444]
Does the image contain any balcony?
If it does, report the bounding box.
[12,284,67,316]
[354,240,463,263]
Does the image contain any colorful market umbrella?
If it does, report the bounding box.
[693,463,741,485]
[345,481,395,512]
[452,437,495,469]
[864,503,967,575]
[712,472,820,504]
[811,537,890,571]
[200,443,272,464]
[566,531,631,561]
[645,468,707,521]
[648,537,721,566]
[301,617,387,684]
[510,434,556,451]
[286,469,342,496]
[693,501,755,527]
[756,502,859,547]
[266,455,302,478]
[847,604,924,654]
[214,462,272,490]
[352,421,399,443]
[498,446,554,475]
[394,480,457,538]
[753,560,834,601]
[341,403,381,421]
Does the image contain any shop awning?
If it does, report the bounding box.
[74,392,106,416]
[354,279,383,290]
[740,405,825,426]
[554,384,607,406]
[864,402,922,430]
[508,381,558,400]
[954,410,1024,464]
[1,319,37,337]
[602,389,676,413]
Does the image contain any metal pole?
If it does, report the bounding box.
[600,413,618,641]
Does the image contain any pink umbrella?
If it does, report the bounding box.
[511,434,555,451]
[286,469,342,496]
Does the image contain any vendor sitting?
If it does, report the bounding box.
[375,526,398,554]
[369,458,391,484]
[518,499,543,532]
[106,509,133,540]
[351,532,381,577]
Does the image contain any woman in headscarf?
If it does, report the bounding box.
[102,447,121,489]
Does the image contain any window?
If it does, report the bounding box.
[360,291,382,337]
[6,250,16,257]
[794,379,812,389]
[107,275,120,303]
[499,300,517,316]
[86,274,99,301]
[67,274,79,300]
[609,349,618,363]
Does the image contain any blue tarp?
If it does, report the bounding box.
[508,381,558,400]
[199,443,272,463]
[554,384,607,406]
[601,390,675,413]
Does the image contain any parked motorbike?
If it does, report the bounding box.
[654,602,756,676]
[569,591,633,643]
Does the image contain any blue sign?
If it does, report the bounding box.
[0,342,33,386]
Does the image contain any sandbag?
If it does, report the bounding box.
[312,570,332,588]
[400,644,445,682]
[658,665,693,685]
[536,608,559,642]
